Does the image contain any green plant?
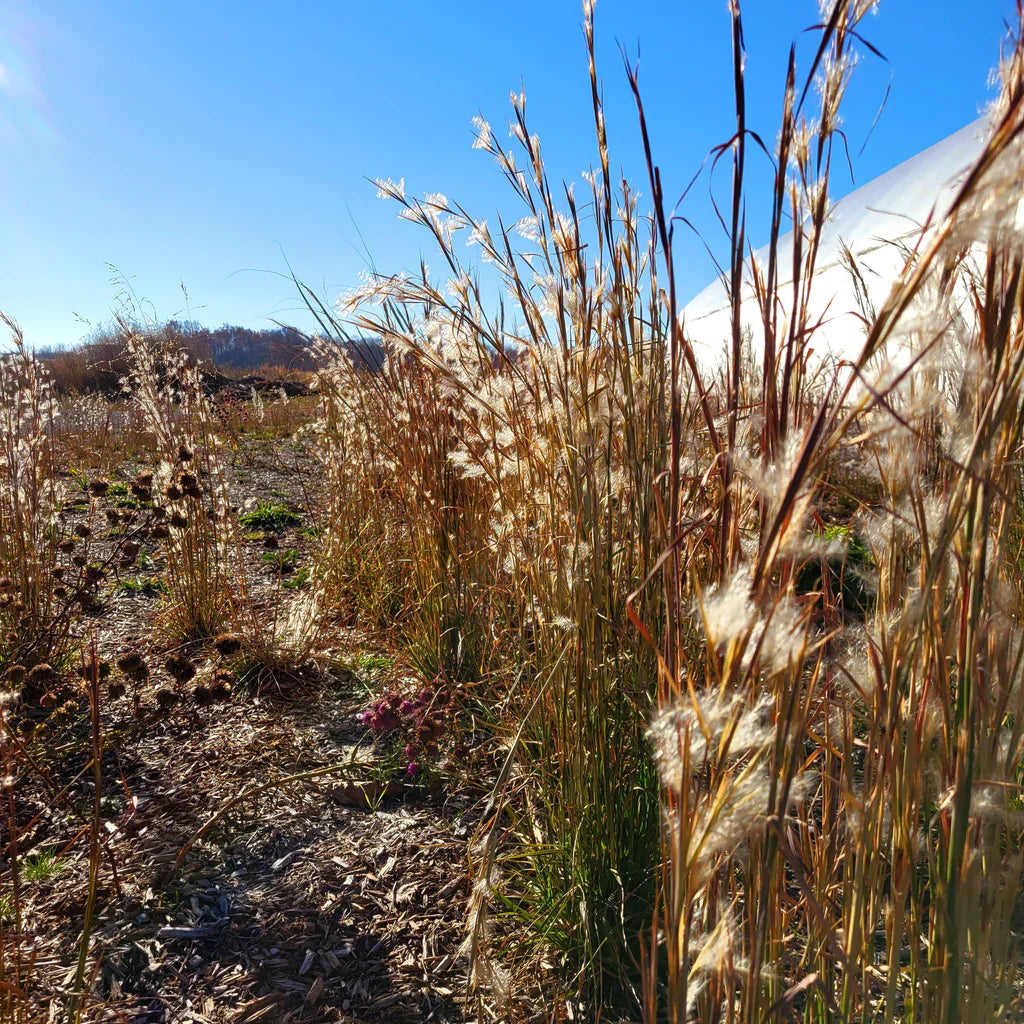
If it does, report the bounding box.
[117,575,168,596]
[281,566,311,590]
[356,651,393,673]
[239,501,302,531]
[20,852,66,884]
[261,547,301,574]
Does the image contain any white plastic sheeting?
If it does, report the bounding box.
[682,118,990,366]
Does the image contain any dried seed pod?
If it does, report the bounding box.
[164,653,196,683]
[164,484,183,502]
[71,554,87,568]
[25,663,58,689]
[108,681,127,700]
[155,688,178,710]
[192,685,213,706]
[168,511,188,530]
[177,444,195,462]
[73,524,92,539]
[212,633,242,657]
[4,665,26,687]
[151,523,171,540]
[57,539,76,553]
[88,479,110,496]
[210,668,234,701]
[116,651,148,679]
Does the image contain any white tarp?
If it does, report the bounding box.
[682,118,990,366]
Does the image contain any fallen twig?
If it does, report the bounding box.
[174,757,373,869]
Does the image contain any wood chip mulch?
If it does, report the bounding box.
[4,434,479,1023]
[9,668,477,1023]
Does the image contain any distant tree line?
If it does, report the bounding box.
[35,320,384,395]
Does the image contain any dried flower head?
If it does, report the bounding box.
[212,633,242,657]
[116,651,148,679]
[25,663,58,689]
[164,654,196,683]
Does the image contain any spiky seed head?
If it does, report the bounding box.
[155,688,178,710]
[26,663,57,688]
[4,665,26,686]
[212,633,242,657]
[164,654,196,683]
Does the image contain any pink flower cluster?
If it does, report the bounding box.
[358,685,452,777]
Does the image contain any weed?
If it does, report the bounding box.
[239,501,302,531]
[356,652,393,673]
[117,576,168,597]
[282,567,311,590]
[261,547,301,573]
[20,852,66,884]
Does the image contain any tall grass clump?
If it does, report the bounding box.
[636,2,1024,1022]
[0,316,70,672]
[306,14,675,1008]
[303,0,1024,1017]
[120,328,241,642]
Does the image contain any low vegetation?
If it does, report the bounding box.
[3,1,1024,1022]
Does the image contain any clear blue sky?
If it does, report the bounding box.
[0,0,1016,349]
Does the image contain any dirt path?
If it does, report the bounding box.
[6,433,477,1023]
[14,657,475,1023]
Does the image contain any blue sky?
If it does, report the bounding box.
[0,1,1016,349]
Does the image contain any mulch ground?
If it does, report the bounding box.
[3,429,480,1023]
